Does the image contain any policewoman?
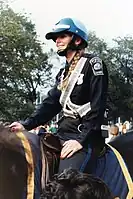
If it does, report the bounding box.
[10,18,108,173]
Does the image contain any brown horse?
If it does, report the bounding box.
[0,123,41,199]
[0,124,28,199]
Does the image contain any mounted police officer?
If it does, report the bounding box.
[10,18,108,174]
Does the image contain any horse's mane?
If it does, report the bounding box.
[0,123,29,199]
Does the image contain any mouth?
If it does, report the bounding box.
[57,45,65,50]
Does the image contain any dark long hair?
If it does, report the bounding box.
[40,168,113,199]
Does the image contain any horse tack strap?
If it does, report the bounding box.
[107,144,133,199]
[17,132,34,199]
[40,139,49,189]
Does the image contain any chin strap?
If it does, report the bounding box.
[57,47,68,56]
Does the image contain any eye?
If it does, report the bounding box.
[54,34,67,42]
[59,34,67,39]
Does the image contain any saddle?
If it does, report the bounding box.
[39,133,61,188]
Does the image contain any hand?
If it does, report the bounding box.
[60,140,83,159]
[9,122,25,133]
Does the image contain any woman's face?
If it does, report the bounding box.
[55,33,73,52]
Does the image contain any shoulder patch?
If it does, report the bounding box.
[89,57,104,76]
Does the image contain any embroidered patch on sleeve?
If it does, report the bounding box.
[89,57,104,76]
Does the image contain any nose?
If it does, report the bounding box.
[55,36,60,43]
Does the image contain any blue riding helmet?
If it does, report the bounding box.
[45,18,89,47]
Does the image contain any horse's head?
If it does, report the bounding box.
[0,123,29,199]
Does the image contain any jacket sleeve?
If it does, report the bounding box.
[77,58,108,144]
[21,72,63,131]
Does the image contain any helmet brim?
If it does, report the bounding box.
[45,32,55,40]
[45,27,70,40]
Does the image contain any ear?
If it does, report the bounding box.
[75,37,82,46]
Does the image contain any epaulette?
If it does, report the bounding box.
[83,54,104,76]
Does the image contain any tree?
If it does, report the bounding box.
[108,36,133,120]
[112,36,133,83]
[0,5,53,122]
[87,31,108,57]
[87,32,133,121]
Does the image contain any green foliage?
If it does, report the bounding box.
[87,32,108,57]
[0,5,52,122]
[87,32,133,121]
[109,36,133,120]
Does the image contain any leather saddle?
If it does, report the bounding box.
[39,133,61,188]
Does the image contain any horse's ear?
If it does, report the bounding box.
[0,123,5,131]
[0,123,10,135]
[0,124,26,158]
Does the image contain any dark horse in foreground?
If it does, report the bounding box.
[0,124,133,199]
[0,124,42,199]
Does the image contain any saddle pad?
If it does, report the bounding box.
[107,144,133,199]
[92,144,133,199]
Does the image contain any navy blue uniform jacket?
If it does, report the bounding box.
[21,53,108,147]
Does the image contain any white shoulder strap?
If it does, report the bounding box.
[60,57,87,107]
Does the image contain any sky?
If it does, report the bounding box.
[10,0,133,51]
